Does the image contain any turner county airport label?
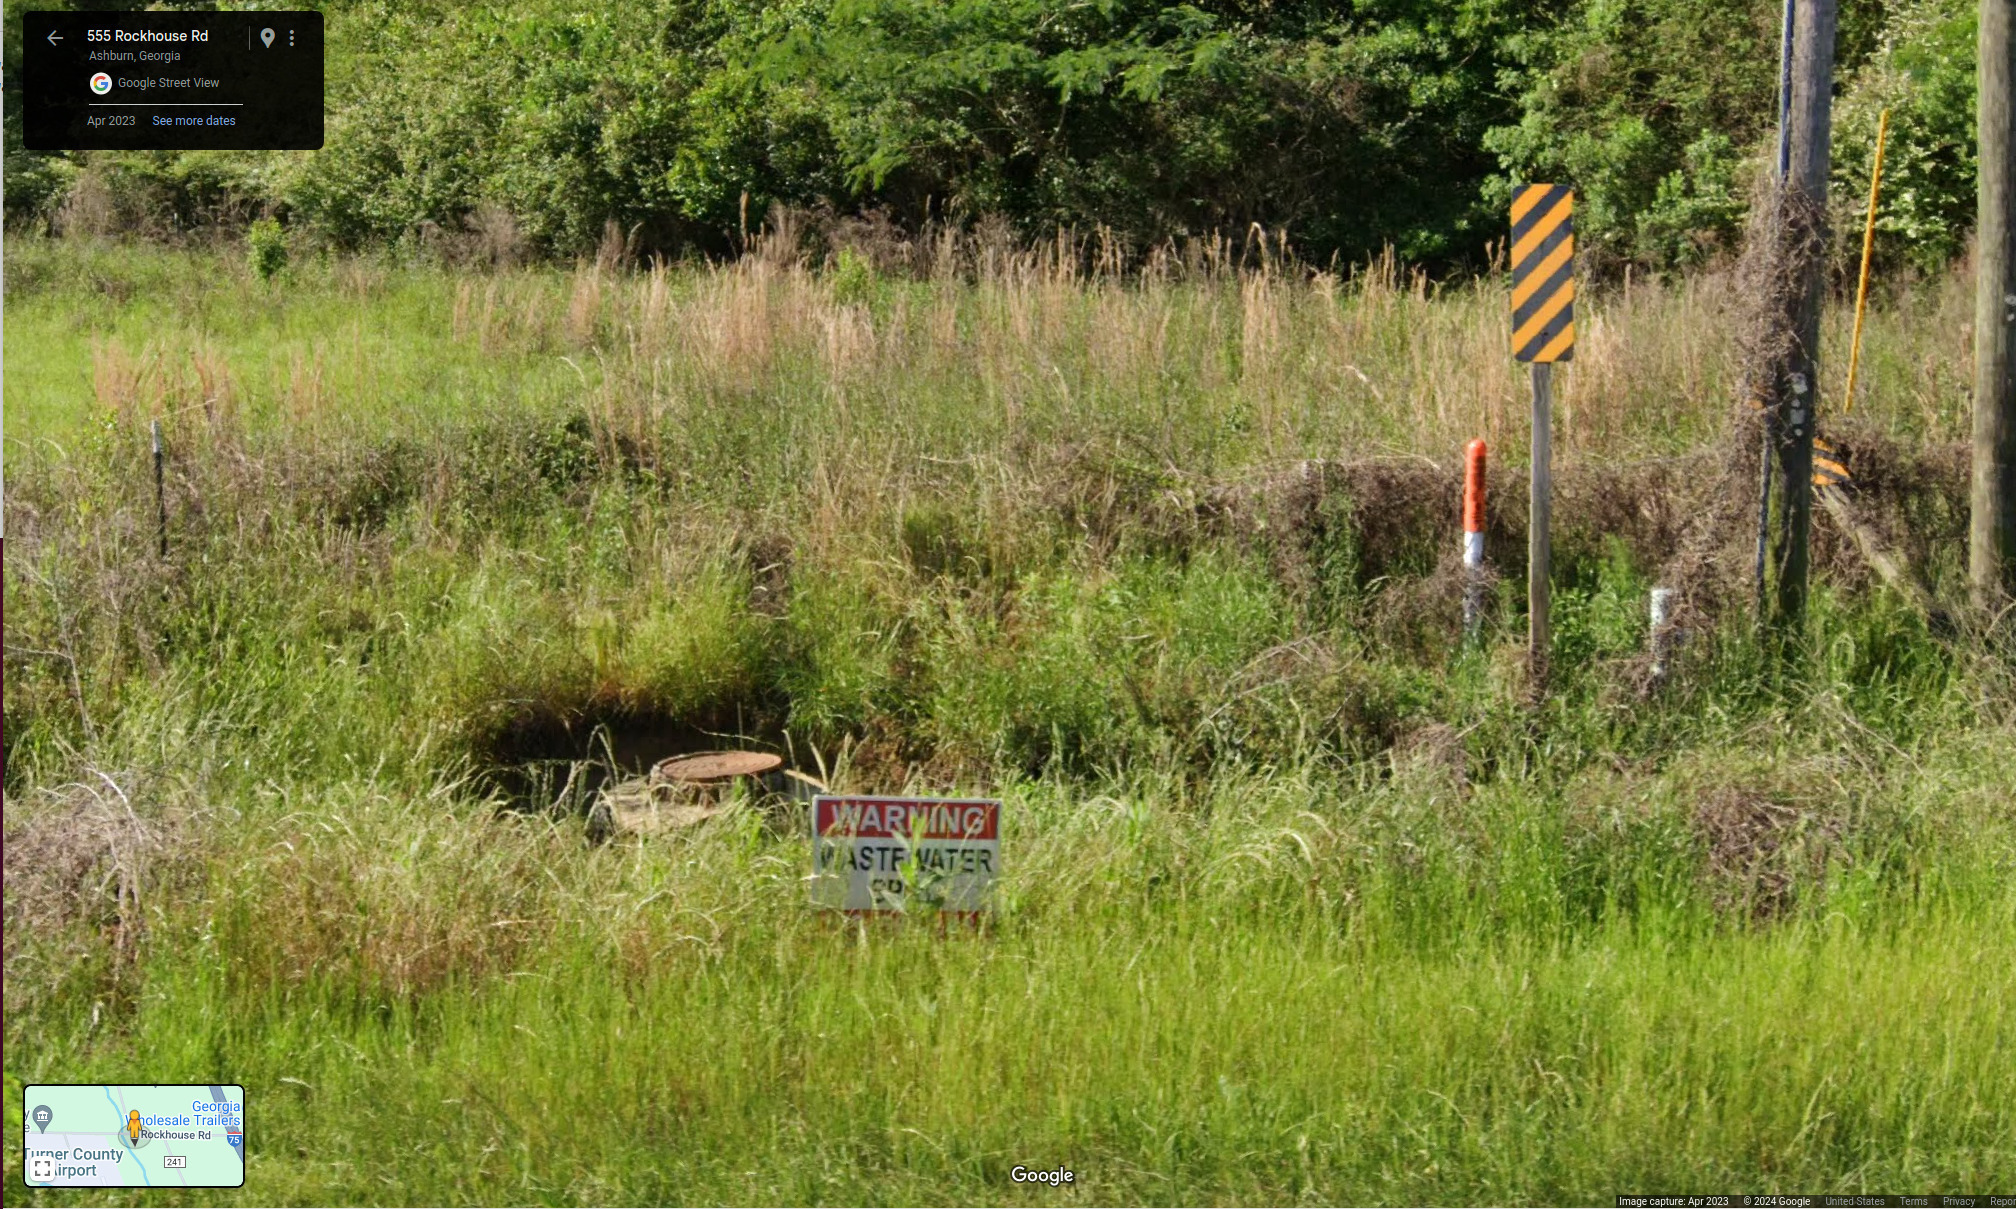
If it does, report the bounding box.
[812,796,999,913]
[22,1084,243,1188]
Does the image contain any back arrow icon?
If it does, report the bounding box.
[47,30,62,44]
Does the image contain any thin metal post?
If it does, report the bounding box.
[1777,0,1797,179]
[1755,432,1773,624]
[1529,364,1552,689]
[152,419,167,559]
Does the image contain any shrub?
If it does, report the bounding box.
[1831,0,1979,274]
[831,245,877,307]
[247,217,288,282]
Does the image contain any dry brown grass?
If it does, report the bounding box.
[566,263,604,347]
[220,791,564,1001]
[91,337,240,429]
[2,770,208,1012]
[312,207,1980,557]
[1692,782,1847,919]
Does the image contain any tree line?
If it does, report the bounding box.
[0,0,1982,274]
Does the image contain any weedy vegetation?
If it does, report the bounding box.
[3,225,2012,1204]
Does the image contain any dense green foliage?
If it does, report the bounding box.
[1,0,1983,271]
[1485,0,1785,269]
[752,0,1532,262]
[1832,0,1982,272]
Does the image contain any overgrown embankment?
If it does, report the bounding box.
[4,240,2012,1203]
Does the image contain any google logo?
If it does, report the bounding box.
[89,72,112,94]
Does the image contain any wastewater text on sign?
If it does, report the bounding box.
[812,796,1000,913]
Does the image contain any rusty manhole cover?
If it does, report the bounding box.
[651,750,783,785]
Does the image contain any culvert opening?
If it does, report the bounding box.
[476,706,793,815]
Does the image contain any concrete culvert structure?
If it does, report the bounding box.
[586,751,826,842]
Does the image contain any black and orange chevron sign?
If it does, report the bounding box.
[1511,184,1575,363]
[1813,436,1851,489]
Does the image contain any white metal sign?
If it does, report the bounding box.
[811,796,999,913]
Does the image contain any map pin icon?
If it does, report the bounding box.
[32,1104,52,1132]
[260,27,275,48]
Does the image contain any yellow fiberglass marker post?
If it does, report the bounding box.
[1843,108,1890,415]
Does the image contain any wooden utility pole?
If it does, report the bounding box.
[1974,0,2016,609]
[1767,0,1838,629]
[1756,0,1797,623]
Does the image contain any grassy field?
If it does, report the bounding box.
[4,232,2013,1205]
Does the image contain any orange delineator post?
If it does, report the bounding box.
[1463,439,1488,565]
[1463,439,1488,636]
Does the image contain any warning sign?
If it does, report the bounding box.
[812,796,999,913]
[1511,183,1576,363]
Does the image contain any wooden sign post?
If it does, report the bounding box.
[1510,184,1576,690]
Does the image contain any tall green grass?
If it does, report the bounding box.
[8,764,2013,1204]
